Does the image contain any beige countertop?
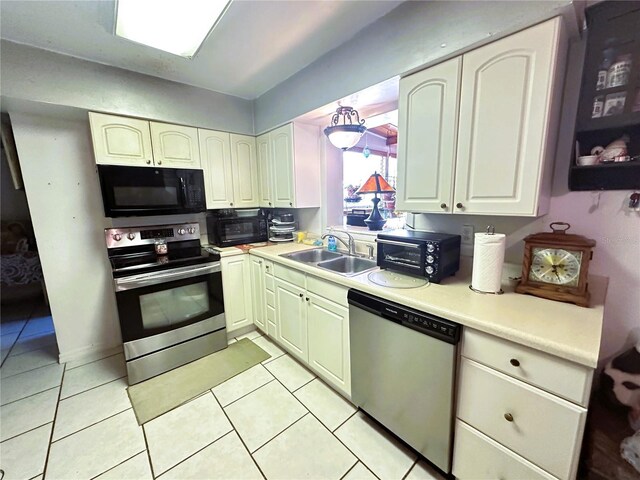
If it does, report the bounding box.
[249,243,607,368]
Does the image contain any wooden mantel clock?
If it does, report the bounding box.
[515,222,596,307]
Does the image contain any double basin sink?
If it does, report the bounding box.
[281,248,377,277]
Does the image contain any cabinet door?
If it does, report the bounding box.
[274,278,307,362]
[150,122,201,169]
[230,134,259,208]
[307,293,350,396]
[396,57,461,213]
[249,256,266,332]
[199,129,234,209]
[221,256,253,333]
[454,18,562,215]
[270,124,295,208]
[89,112,153,166]
[257,133,273,207]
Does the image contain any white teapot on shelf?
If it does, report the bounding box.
[591,135,630,163]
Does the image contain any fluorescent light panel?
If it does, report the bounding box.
[116,0,229,58]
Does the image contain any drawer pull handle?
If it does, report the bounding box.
[504,413,514,422]
[510,358,520,367]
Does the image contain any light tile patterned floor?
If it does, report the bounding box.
[0,303,445,480]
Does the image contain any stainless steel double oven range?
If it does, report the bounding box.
[105,222,226,384]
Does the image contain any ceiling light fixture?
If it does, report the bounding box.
[324,106,367,151]
[115,0,230,58]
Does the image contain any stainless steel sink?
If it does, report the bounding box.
[282,249,344,263]
[317,256,378,276]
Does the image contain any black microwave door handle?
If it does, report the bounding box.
[180,177,189,205]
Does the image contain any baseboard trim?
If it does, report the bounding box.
[59,344,123,367]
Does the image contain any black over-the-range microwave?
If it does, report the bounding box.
[97,165,206,217]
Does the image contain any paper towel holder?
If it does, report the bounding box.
[469,285,504,295]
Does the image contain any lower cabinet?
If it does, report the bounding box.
[275,277,308,361]
[220,255,253,333]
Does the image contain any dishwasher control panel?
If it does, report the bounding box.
[349,289,460,344]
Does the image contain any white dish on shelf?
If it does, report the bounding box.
[269,237,294,242]
[272,219,296,225]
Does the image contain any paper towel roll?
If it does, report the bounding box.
[471,232,506,293]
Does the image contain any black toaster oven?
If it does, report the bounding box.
[376,230,461,283]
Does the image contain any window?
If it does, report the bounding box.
[343,151,405,229]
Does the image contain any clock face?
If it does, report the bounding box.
[528,247,582,287]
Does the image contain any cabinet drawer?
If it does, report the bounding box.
[453,420,556,480]
[462,329,592,406]
[457,358,586,480]
[274,263,305,287]
[266,290,275,308]
[266,305,276,337]
[307,275,348,307]
[263,260,274,274]
[264,273,274,292]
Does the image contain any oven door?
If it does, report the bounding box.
[114,263,224,360]
[377,238,427,277]
[98,164,205,217]
[214,218,266,247]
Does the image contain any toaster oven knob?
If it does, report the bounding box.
[426,266,434,275]
[112,233,122,242]
[426,255,435,264]
[177,228,186,235]
[188,227,196,234]
[426,244,435,253]
[127,233,136,241]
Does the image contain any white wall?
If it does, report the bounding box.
[1,149,31,222]
[10,112,123,361]
[1,41,255,135]
[254,0,573,133]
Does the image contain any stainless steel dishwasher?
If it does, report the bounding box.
[348,289,460,474]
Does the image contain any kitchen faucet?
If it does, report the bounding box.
[321,231,357,256]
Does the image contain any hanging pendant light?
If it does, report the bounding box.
[324,106,367,151]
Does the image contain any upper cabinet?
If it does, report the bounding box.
[199,129,259,209]
[150,122,201,169]
[89,112,154,166]
[397,17,567,216]
[259,123,321,208]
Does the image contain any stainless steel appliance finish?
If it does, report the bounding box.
[348,289,460,474]
[106,222,226,385]
[376,229,461,283]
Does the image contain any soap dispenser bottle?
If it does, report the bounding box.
[327,235,337,252]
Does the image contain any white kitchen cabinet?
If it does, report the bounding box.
[221,255,253,333]
[230,134,259,208]
[199,129,234,209]
[397,17,566,217]
[150,122,201,169]
[89,112,153,166]
[260,123,321,208]
[257,133,273,207]
[249,255,266,332]
[396,57,461,213]
[307,291,351,396]
[275,277,308,362]
[454,328,592,480]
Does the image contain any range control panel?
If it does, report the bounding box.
[105,223,200,249]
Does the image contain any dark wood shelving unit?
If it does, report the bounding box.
[570,1,640,191]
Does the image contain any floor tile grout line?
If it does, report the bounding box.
[211,393,268,480]
[50,407,133,444]
[216,378,277,410]
[260,351,285,365]
[88,449,147,480]
[51,407,133,443]
[290,375,317,394]
[42,361,66,480]
[0,306,34,368]
[59,374,127,402]
[401,459,419,480]
[0,358,61,381]
[0,420,54,445]
[141,423,156,479]
[339,461,360,480]
[331,409,359,434]
[0,385,60,408]
[250,411,311,456]
[65,351,123,371]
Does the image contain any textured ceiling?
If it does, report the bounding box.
[0,0,403,99]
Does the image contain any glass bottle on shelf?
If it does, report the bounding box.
[596,40,617,90]
[592,95,605,118]
[607,53,633,88]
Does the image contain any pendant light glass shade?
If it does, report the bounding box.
[323,106,367,150]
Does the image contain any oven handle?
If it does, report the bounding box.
[376,239,422,249]
[114,263,221,292]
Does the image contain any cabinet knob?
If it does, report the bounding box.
[230,202,234,206]
[289,202,293,207]
[504,413,514,422]
[146,160,151,165]
[456,202,464,209]
[440,203,447,210]
[299,293,303,298]
[157,160,162,165]
[305,297,309,302]
[510,358,520,367]
[265,265,269,270]
[268,202,272,206]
